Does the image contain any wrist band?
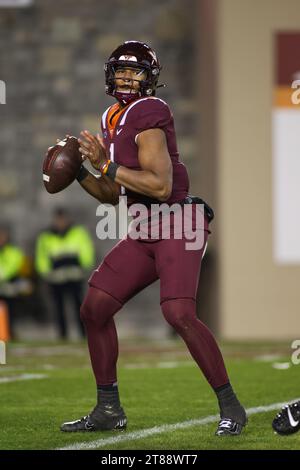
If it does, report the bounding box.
[99,160,120,181]
[106,161,119,181]
[76,165,89,183]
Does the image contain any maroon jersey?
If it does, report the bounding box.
[101,97,189,206]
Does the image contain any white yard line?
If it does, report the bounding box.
[57,399,300,451]
[0,373,47,383]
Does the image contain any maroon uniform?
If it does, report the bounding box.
[101,96,189,206]
[89,96,210,302]
[85,92,229,393]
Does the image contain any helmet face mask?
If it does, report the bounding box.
[104,41,161,105]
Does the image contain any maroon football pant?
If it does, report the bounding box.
[80,230,229,390]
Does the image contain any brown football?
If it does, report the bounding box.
[42,136,83,194]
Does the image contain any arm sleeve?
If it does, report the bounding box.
[134,99,172,135]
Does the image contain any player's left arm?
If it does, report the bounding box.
[114,128,173,202]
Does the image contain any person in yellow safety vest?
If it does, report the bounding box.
[0,225,26,339]
[35,208,95,339]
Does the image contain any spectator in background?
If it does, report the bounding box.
[0,225,26,338]
[35,208,95,339]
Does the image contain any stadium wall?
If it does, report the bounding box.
[217,0,300,339]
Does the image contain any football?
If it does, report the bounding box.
[42,136,83,194]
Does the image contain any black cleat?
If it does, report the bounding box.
[216,401,247,436]
[272,401,300,435]
[60,404,127,432]
[215,418,245,436]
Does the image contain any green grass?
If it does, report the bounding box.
[0,340,299,450]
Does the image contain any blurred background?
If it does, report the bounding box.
[0,0,299,342]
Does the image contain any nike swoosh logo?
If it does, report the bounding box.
[84,419,95,430]
[116,129,123,135]
[287,406,300,427]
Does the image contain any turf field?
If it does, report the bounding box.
[0,339,299,450]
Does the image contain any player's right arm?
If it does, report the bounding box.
[78,170,119,205]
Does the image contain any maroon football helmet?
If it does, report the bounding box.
[104,41,162,105]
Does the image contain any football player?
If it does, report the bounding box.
[60,41,247,436]
[272,401,300,435]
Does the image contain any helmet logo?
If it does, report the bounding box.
[118,55,138,62]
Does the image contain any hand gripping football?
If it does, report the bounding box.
[43,136,83,194]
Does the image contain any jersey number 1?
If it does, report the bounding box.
[109,143,125,195]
